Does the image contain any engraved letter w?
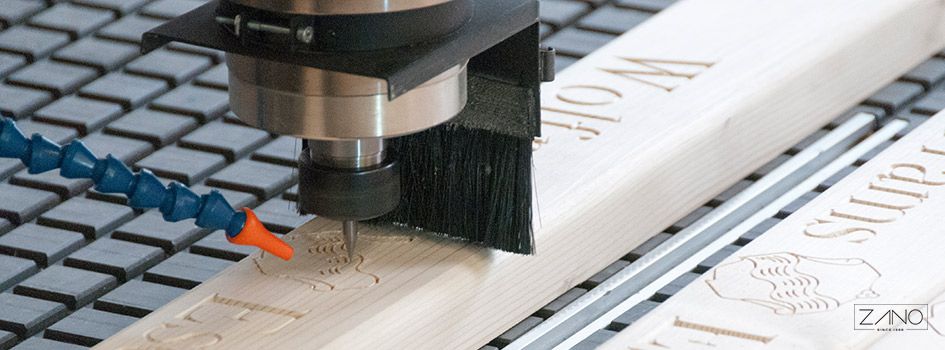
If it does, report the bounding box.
[600,57,713,92]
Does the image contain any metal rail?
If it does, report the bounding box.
[506,113,902,349]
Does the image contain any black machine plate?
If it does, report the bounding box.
[141,0,539,99]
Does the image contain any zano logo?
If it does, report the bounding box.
[855,304,929,331]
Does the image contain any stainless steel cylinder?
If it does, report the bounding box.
[226,53,468,140]
[309,138,386,169]
[227,0,455,15]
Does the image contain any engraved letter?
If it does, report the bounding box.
[144,323,222,348]
[541,119,601,141]
[922,136,945,157]
[850,186,923,211]
[555,85,622,106]
[887,163,945,186]
[600,57,713,92]
[804,218,876,243]
[542,84,624,125]
[141,295,307,349]
[871,177,930,201]
[630,317,775,349]
[830,200,904,224]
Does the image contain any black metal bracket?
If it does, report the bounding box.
[214,0,473,53]
[141,0,538,99]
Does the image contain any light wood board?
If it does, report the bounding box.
[601,113,945,349]
[97,0,945,349]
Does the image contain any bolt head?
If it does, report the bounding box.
[297,27,315,44]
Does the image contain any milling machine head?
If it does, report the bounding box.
[141,0,547,255]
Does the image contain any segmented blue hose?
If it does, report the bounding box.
[0,117,247,236]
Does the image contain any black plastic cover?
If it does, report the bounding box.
[141,0,538,99]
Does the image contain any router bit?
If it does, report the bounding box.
[343,220,357,261]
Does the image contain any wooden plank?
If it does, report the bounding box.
[98,0,945,349]
[601,112,945,349]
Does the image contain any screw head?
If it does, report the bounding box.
[297,26,314,44]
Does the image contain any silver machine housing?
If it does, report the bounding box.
[224,0,470,170]
[222,0,472,257]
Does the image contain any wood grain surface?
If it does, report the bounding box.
[97,0,945,348]
[602,110,945,350]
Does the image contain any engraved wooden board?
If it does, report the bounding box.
[97,0,945,349]
[600,113,945,349]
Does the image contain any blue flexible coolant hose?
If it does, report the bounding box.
[0,117,293,260]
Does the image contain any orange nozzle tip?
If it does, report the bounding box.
[227,208,294,260]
